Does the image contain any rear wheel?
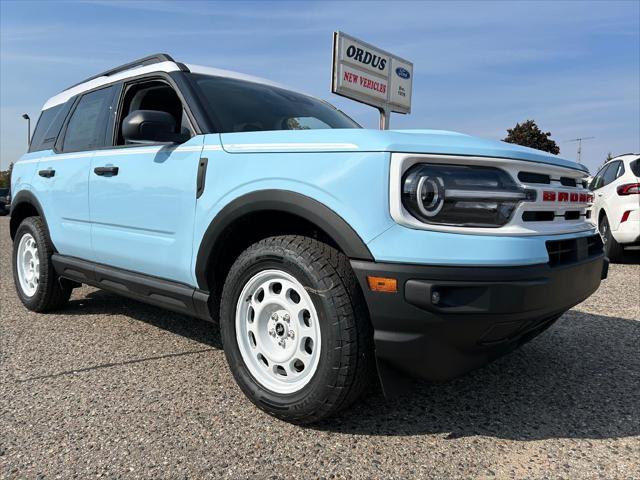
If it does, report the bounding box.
[599,213,624,262]
[220,235,375,424]
[12,216,72,312]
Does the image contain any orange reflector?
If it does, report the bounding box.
[367,276,397,293]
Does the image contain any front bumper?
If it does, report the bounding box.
[351,251,607,389]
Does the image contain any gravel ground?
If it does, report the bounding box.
[1,215,639,479]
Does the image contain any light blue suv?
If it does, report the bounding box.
[11,54,607,423]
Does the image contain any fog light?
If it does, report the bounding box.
[431,290,441,305]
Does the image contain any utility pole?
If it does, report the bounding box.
[566,136,594,164]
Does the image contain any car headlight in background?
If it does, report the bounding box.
[401,164,535,227]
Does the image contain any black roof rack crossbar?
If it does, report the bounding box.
[64,53,189,91]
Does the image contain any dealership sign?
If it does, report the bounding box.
[331,31,413,126]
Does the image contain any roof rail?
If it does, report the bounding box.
[606,152,639,162]
[64,53,189,91]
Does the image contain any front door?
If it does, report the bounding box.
[88,78,204,285]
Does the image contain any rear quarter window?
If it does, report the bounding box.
[630,159,640,177]
[28,100,73,153]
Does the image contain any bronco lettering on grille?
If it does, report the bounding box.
[542,191,593,203]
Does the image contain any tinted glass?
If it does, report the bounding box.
[116,80,188,145]
[614,162,625,179]
[191,74,359,133]
[630,159,640,177]
[589,167,606,190]
[601,161,620,186]
[63,86,116,152]
[29,101,73,152]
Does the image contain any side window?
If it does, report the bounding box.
[614,162,625,179]
[28,100,73,153]
[116,80,192,145]
[62,86,116,152]
[601,161,619,186]
[589,168,606,190]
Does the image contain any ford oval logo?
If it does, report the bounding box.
[395,67,410,79]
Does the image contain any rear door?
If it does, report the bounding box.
[88,77,204,285]
[35,85,118,260]
[606,160,633,231]
[593,161,620,226]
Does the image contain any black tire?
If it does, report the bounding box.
[12,216,72,312]
[220,235,375,424]
[599,213,624,262]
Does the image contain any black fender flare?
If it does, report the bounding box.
[9,190,49,240]
[194,190,373,290]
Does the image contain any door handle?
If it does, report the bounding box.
[38,169,55,178]
[94,166,119,176]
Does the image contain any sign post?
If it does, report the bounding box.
[331,31,413,130]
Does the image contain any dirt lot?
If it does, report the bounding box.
[1,216,639,479]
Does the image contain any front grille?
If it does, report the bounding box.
[522,211,586,222]
[523,211,555,222]
[546,234,603,266]
[518,168,591,227]
[560,177,577,187]
[518,171,550,184]
[518,172,579,188]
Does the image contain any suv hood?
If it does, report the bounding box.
[219,128,587,173]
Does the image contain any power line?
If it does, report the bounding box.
[566,137,595,164]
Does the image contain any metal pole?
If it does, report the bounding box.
[379,108,390,130]
[565,137,594,164]
[22,114,31,148]
[577,138,581,163]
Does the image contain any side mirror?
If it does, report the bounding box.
[122,110,189,144]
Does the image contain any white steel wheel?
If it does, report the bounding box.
[16,233,40,297]
[235,269,322,394]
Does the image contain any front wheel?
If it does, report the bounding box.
[220,236,375,424]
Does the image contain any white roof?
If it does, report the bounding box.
[187,64,289,90]
[42,60,303,110]
[613,153,639,161]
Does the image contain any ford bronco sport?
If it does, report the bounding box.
[10,54,607,423]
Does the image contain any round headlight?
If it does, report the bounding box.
[416,175,445,217]
[401,163,531,227]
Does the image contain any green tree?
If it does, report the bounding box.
[503,120,560,154]
[0,163,12,189]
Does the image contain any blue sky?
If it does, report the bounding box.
[1,0,638,173]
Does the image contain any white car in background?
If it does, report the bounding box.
[590,153,640,260]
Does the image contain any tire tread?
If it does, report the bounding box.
[220,235,375,424]
[13,216,72,312]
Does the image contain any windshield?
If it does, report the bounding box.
[190,74,360,133]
